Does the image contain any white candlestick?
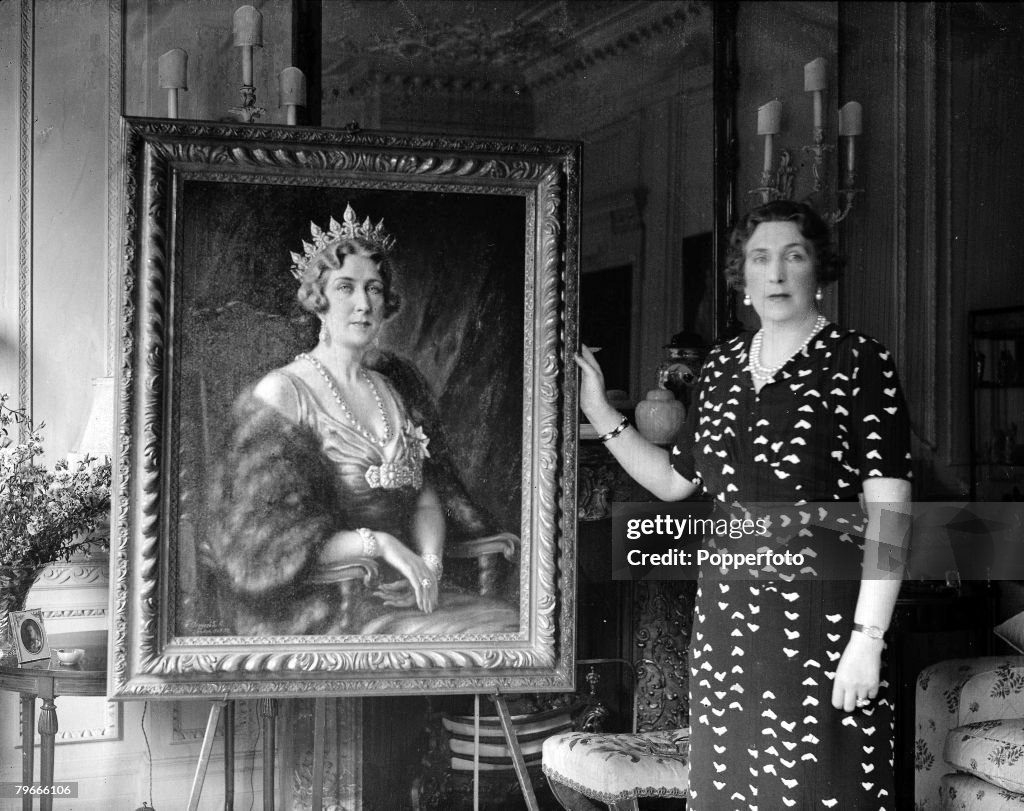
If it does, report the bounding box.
[279,67,307,106]
[804,57,827,92]
[233,6,262,87]
[838,101,863,136]
[158,48,187,117]
[158,48,188,89]
[763,133,774,174]
[756,100,782,135]
[805,57,827,131]
[846,136,856,174]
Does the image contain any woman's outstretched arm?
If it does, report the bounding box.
[575,345,698,502]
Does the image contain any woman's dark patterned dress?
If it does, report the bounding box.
[670,324,912,810]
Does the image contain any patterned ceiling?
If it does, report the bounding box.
[323,0,708,84]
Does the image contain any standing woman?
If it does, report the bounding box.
[576,200,912,809]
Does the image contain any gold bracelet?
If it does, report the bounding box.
[598,416,630,443]
[852,623,885,640]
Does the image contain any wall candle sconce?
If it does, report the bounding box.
[279,67,307,125]
[158,49,188,117]
[157,10,306,126]
[230,5,265,122]
[750,57,864,225]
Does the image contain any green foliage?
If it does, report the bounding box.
[0,393,111,570]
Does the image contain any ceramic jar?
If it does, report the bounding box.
[635,389,685,444]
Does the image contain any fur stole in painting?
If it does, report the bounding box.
[204,352,502,636]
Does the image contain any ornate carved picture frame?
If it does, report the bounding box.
[111,118,579,698]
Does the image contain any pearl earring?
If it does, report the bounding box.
[742,293,751,306]
[319,319,330,345]
[815,287,823,302]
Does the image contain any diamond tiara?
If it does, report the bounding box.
[289,203,397,280]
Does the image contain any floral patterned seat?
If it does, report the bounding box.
[541,727,689,810]
[915,656,1024,810]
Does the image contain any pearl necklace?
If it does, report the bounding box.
[300,353,392,447]
[748,314,828,382]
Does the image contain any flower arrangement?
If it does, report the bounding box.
[0,393,111,572]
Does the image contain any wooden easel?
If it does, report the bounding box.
[186,690,540,811]
[185,698,276,811]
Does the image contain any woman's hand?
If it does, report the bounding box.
[374,533,438,613]
[574,345,618,429]
[831,632,884,712]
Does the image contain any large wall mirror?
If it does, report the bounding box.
[121,0,730,407]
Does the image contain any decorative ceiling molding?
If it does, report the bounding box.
[325,1,709,98]
[524,2,707,90]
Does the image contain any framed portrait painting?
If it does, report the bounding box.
[11,608,50,664]
[110,118,579,698]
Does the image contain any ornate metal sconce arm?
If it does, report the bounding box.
[228,84,265,122]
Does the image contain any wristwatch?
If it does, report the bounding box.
[853,623,885,640]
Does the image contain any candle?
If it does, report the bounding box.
[158,49,187,118]
[805,57,827,130]
[233,5,263,87]
[280,67,307,125]
[756,101,781,175]
[279,67,306,106]
[158,48,188,89]
[839,102,862,175]
[804,57,827,92]
[838,101,863,136]
[757,100,782,135]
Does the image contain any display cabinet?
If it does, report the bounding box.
[969,306,1024,500]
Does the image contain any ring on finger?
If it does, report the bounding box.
[420,577,432,588]
[855,698,870,707]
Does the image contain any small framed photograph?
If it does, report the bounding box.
[11,609,51,664]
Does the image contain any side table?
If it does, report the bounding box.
[0,629,107,811]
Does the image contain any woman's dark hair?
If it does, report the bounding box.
[724,200,844,291]
[296,238,401,318]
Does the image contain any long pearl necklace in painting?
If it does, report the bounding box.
[748,314,828,383]
[300,353,392,447]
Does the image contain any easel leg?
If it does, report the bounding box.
[311,698,327,811]
[188,701,225,811]
[259,698,277,811]
[492,691,540,811]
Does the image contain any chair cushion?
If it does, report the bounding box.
[945,718,1024,794]
[541,728,689,804]
[939,771,1024,809]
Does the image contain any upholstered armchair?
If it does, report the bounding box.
[915,612,1024,809]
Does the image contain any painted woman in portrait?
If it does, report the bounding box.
[205,206,519,637]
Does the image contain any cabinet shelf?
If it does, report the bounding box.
[969,305,1024,500]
